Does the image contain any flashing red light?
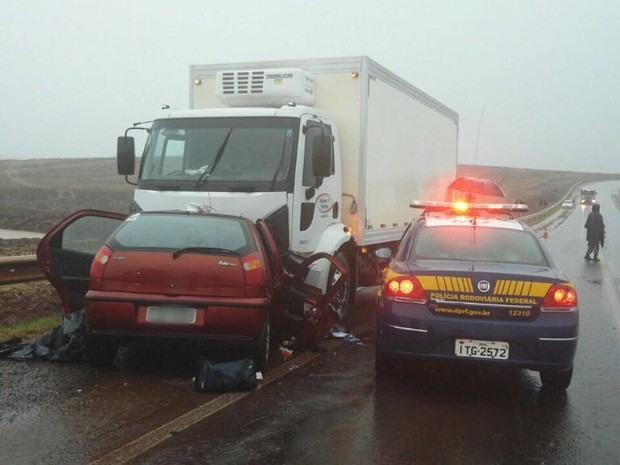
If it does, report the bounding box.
[541,284,578,309]
[385,275,426,301]
[452,201,470,214]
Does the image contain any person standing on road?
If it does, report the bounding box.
[584,203,605,261]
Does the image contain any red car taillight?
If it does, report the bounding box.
[385,275,426,302]
[541,284,578,310]
[90,245,113,282]
[241,252,265,287]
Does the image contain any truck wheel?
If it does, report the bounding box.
[329,251,350,323]
[253,320,271,374]
[540,366,573,390]
[85,331,118,366]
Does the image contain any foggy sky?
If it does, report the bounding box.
[1,0,618,173]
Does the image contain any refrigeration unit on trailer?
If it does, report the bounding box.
[116,56,459,316]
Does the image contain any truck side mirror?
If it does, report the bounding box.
[312,135,332,179]
[117,136,136,176]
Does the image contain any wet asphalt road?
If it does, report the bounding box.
[2,181,620,465]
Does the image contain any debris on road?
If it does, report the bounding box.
[192,356,258,393]
[279,346,294,361]
[1,309,86,362]
[343,334,362,345]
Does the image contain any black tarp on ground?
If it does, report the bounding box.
[0,309,86,362]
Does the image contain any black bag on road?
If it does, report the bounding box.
[193,357,257,392]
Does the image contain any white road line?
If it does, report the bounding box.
[601,260,620,344]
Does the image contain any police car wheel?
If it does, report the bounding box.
[540,366,573,390]
[375,344,396,377]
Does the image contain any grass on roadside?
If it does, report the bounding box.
[0,314,61,342]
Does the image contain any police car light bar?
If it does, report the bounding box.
[410,200,529,214]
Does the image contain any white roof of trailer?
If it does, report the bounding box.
[158,105,330,120]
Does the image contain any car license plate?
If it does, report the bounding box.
[146,306,197,324]
[455,339,509,360]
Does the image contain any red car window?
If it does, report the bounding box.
[108,213,256,254]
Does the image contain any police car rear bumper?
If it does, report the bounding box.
[377,302,578,371]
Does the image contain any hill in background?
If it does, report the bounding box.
[1,158,619,233]
[457,165,620,212]
[0,158,133,232]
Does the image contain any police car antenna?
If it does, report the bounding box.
[473,104,486,177]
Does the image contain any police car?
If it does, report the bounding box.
[375,200,579,390]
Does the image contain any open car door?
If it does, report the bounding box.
[283,252,349,350]
[36,209,127,314]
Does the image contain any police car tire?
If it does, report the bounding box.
[375,344,396,376]
[540,366,573,390]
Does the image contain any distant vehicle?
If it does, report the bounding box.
[36,209,348,371]
[561,199,575,209]
[116,56,459,321]
[375,201,579,390]
[580,187,597,205]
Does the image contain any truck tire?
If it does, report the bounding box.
[85,330,118,366]
[329,250,350,323]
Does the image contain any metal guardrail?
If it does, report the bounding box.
[519,181,582,228]
[0,255,44,285]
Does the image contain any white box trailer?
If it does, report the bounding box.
[117,56,458,316]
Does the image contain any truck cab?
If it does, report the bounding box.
[119,105,343,256]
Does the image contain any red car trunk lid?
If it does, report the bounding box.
[101,251,249,297]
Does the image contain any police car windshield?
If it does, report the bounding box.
[412,226,546,265]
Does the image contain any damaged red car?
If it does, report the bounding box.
[36,209,347,372]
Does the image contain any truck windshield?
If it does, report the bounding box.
[140,117,298,189]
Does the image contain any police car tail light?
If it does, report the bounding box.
[541,284,578,309]
[385,275,426,302]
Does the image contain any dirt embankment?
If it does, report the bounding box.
[0,158,133,232]
[457,165,620,212]
[0,281,61,326]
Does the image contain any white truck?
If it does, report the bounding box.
[117,56,459,318]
